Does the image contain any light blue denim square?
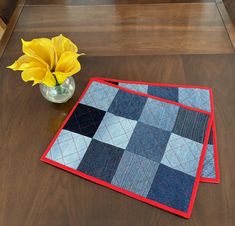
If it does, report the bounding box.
[119,83,148,93]
[46,129,92,169]
[201,144,216,178]
[139,98,179,132]
[161,133,203,177]
[178,88,211,112]
[80,81,118,111]
[112,151,159,197]
[94,112,137,149]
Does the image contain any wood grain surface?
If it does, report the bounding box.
[223,0,235,23]
[217,1,235,50]
[0,0,18,23]
[0,0,26,57]
[25,0,214,5]
[0,1,235,226]
[10,3,234,55]
[0,18,5,40]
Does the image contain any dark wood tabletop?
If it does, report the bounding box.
[0,0,235,225]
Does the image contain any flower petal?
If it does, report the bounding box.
[21,67,56,87]
[7,55,45,71]
[52,34,78,61]
[22,38,55,70]
[42,69,57,87]
[53,51,81,84]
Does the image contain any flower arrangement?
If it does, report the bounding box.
[7,34,83,87]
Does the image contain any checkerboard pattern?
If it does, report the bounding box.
[44,80,211,216]
[116,82,216,180]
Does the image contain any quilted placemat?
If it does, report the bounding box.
[41,78,217,218]
[97,77,220,183]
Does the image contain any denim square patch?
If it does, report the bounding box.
[147,164,194,212]
[63,103,106,138]
[112,151,159,197]
[201,145,215,178]
[208,128,214,145]
[77,140,124,183]
[139,98,179,132]
[108,90,147,120]
[80,82,118,111]
[178,88,211,112]
[161,133,203,177]
[46,129,92,169]
[148,86,179,102]
[126,122,171,162]
[173,108,209,143]
[94,112,137,149]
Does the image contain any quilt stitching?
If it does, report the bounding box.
[80,81,118,111]
[139,98,179,132]
[111,151,159,197]
[46,129,91,169]
[173,108,209,143]
[101,81,216,180]
[63,103,106,138]
[77,139,124,183]
[108,89,147,120]
[161,133,203,177]
[201,144,216,178]
[178,88,211,112]
[126,122,171,162]
[94,112,137,149]
[148,86,179,102]
[147,164,195,212]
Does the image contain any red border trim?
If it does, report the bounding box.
[95,77,220,184]
[92,77,212,90]
[200,121,220,183]
[41,78,213,218]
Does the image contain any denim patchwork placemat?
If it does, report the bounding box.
[41,78,217,218]
[102,78,220,183]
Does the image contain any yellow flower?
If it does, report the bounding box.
[53,51,81,84]
[52,34,78,63]
[7,34,82,87]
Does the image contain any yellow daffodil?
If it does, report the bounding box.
[7,34,83,87]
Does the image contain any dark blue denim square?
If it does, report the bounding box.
[77,140,124,183]
[147,164,194,212]
[108,81,119,85]
[148,86,179,102]
[172,108,209,143]
[108,90,147,120]
[63,103,105,138]
[126,122,171,162]
[208,127,213,145]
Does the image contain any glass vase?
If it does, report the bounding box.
[39,76,75,103]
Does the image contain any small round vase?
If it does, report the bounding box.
[39,77,75,103]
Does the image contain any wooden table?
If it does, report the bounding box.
[223,0,235,23]
[0,1,235,225]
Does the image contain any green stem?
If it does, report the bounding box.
[53,74,63,95]
[52,74,60,86]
